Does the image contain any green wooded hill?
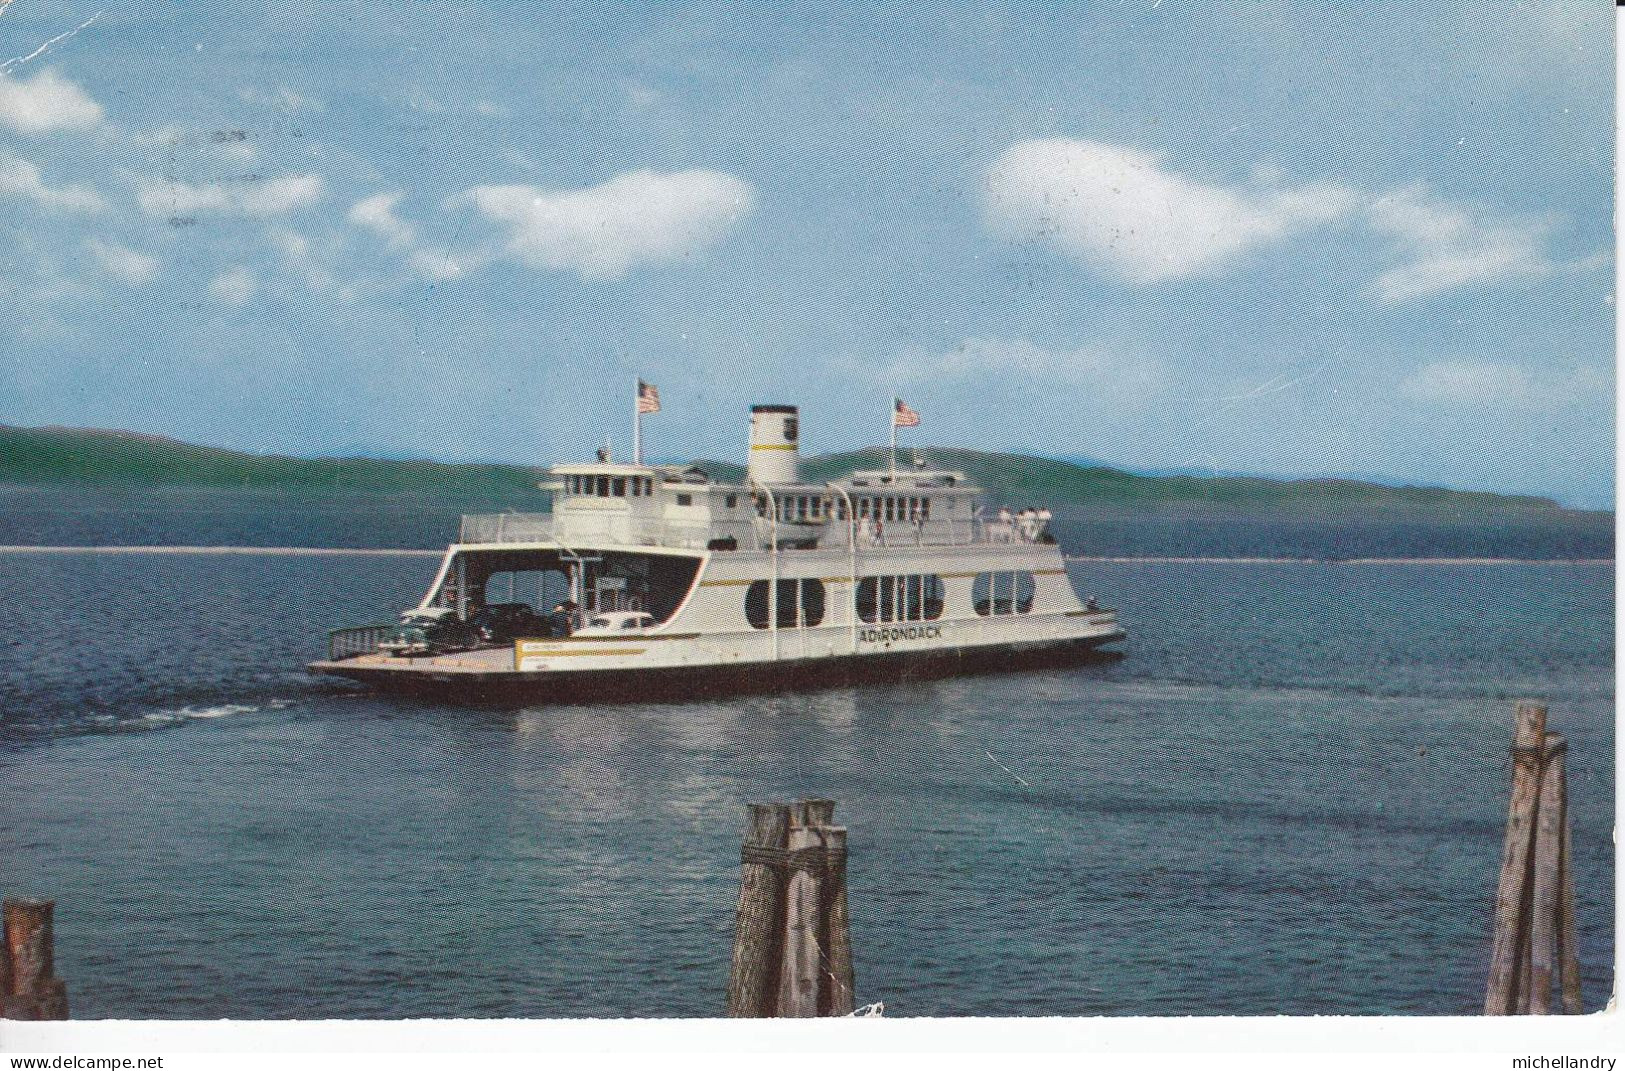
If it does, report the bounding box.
[0,424,1583,515]
[0,425,546,496]
[695,448,1571,515]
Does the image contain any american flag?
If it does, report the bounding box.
[893,398,920,427]
[637,380,661,414]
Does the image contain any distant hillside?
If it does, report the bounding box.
[0,425,545,497]
[694,448,1577,516]
[0,424,1592,516]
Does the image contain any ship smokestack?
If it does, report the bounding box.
[747,404,800,485]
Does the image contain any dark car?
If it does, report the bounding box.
[377,608,482,657]
[469,603,549,643]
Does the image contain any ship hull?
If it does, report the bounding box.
[309,632,1125,706]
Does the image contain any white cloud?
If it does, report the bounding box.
[209,266,256,305]
[348,191,417,248]
[0,67,103,133]
[449,168,756,279]
[266,226,356,301]
[878,336,1164,401]
[984,138,1356,283]
[983,137,1582,304]
[135,173,324,218]
[1366,187,1553,304]
[0,153,105,211]
[406,246,486,280]
[1399,359,1607,408]
[85,238,157,284]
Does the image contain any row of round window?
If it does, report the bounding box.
[742,571,1037,629]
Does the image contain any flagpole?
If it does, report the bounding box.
[633,377,642,466]
[889,396,898,477]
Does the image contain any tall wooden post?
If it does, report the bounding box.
[1485,701,1546,1015]
[1526,733,1565,1014]
[777,808,823,1017]
[1558,810,1584,1014]
[726,804,791,1017]
[821,825,855,1016]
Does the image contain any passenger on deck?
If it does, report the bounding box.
[1016,508,1037,542]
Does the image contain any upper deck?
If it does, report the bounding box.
[460,464,1054,552]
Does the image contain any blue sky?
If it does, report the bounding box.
[0,1,1614,506]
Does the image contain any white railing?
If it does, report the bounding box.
[459,512,554,544]
[459,510,1056,549]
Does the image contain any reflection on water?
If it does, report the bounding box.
[0,553,1612,1017]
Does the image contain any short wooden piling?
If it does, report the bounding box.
[1484,701,1546,1015]
[2,899,68,1020]
[726,804,791,1017]
[1526,733,1565,1014]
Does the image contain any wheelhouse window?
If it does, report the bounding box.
[857,574,944,623]
[973,571,1035,616]
[745,579,826,629]
[676,493,693,506]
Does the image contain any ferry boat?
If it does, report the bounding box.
[308,402,1125,702]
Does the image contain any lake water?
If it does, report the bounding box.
[0,496,1612,1017]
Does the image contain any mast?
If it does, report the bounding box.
[889,396,898,477]
[632,376,642,466]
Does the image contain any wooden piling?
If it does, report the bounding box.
[727,798,860,1017]
[1484,701,1546,1015]
[5,899,53,998]
[777,820,824,1017]
[1526,733,1565,1014]
[726,803,791,1017]
[1558,808,1583,1014]
[2,899,67,1020]
[821,825,855,1016]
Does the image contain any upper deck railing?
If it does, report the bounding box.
[458,511,1055,551]
[459,512,555,544]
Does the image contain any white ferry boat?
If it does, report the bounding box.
[309,401,1124,702]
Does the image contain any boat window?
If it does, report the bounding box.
[784,416,798,442]
[588,617,611,628]
[726,494,737,508]
[612,477,626,497]
[677,493,693,507]
[857,574,944,623]
[973,571,1036,616]
[596,476,610,496]
[481,569,570,612]
[745,578,825,629]
[621,618,642,630]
